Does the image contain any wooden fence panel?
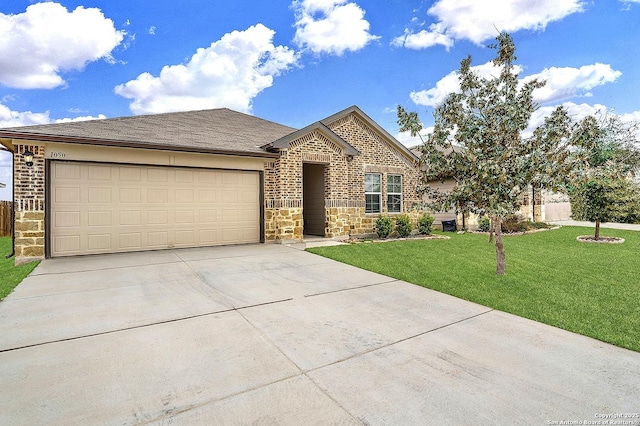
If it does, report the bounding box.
[0,200,12,237]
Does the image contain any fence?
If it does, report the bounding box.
[0,200,12,237]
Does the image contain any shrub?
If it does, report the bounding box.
[501,214,527,233]
[525,221,552,230]
[478,216,491,232]
[395,214,413,238]
[417,213,435,234]
[375,215,393,238]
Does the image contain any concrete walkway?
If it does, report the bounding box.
[0,244,639,425]
[550,219,640,231]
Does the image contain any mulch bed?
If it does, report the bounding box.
[576,235,625,244]
[470,226,560,237]
[348,234,451,243]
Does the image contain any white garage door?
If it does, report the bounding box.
[50,162,261,257]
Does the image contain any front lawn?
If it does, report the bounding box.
[0,237,40,301]
[307,226,640,352]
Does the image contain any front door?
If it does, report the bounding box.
[302,163,325,236]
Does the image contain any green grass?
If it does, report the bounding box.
[0,237,40,301]
[307,226,640,352]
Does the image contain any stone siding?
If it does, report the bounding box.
[265,112,424,241]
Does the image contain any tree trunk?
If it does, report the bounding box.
[488,217,495,243]
[595,221,600,240]
[494,216,506,275]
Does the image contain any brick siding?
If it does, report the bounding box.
[265,112,425,241]
[13,144,46,264]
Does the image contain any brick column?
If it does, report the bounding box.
[14,144,45,265]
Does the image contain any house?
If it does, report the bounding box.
[0,105,426,265]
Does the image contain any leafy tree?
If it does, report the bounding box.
[398,32,573,275]
[568,112,640,239]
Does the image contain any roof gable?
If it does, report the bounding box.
[261,121,360,156]
[321,105,419,163]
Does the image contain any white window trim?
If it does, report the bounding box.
[365,173,382,214]
[387,174,403,213]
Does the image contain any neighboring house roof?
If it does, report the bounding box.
[0,108,296,157]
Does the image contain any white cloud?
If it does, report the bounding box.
[0,103,107,128]
[620,110,640,123]
[394,0,584,49]
[525,102,606,137]
[115,24,298,115]
[410,62,619,108]
[0,151,12,200]
[0,104,52,128]
[391,24,453,50]
[525,63,622,104]
[0,2,125,89]
[292,0,380,55]
[396,127,433,148]
[55,114,107,123]
[410,61,514,107]
[0,103,106,200]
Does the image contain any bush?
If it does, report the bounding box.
[417,213,435,234]
[525,221,552,230]
[501,214,527,233]
[375,215,393,238]
[395,214,413,238]
[478,216,491,232]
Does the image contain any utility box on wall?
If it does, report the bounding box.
[442,219,457,232]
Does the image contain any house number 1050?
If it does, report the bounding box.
[50,151,66,159]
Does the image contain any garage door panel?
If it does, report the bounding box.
[87,165,111,180]
[148,189,168,203]
[87,234,111,251]
[199,229,218,244]
[119,233,142,249]
[54,235,80,253]
[176,189,194,203]
[119,188,141,203]
[175,210,194,224]
[120,211,141,226]
[50,162,261,257]
[147,232,168,247]
[55,187,80,203]
[119,167,141,181]
[88,188,111,203]
[55,211,80,227]
[147,210,168,225]
[88,211,111,226]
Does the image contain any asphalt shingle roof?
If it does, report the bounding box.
[0,108,297,156]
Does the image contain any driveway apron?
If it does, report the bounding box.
[0,244,638,425]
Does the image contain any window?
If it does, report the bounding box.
[387,174,402,213]
[365,173,381,213]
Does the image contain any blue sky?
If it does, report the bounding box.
[1,0,640,200]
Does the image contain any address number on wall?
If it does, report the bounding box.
[49,151,66,159]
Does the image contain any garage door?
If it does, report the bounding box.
[50,162,261,257]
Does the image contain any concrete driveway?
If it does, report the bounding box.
[0,244,638,425]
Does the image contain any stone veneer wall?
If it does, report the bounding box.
[13,144,46,264]
[264,113,425,241]
[518,187,545,222]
